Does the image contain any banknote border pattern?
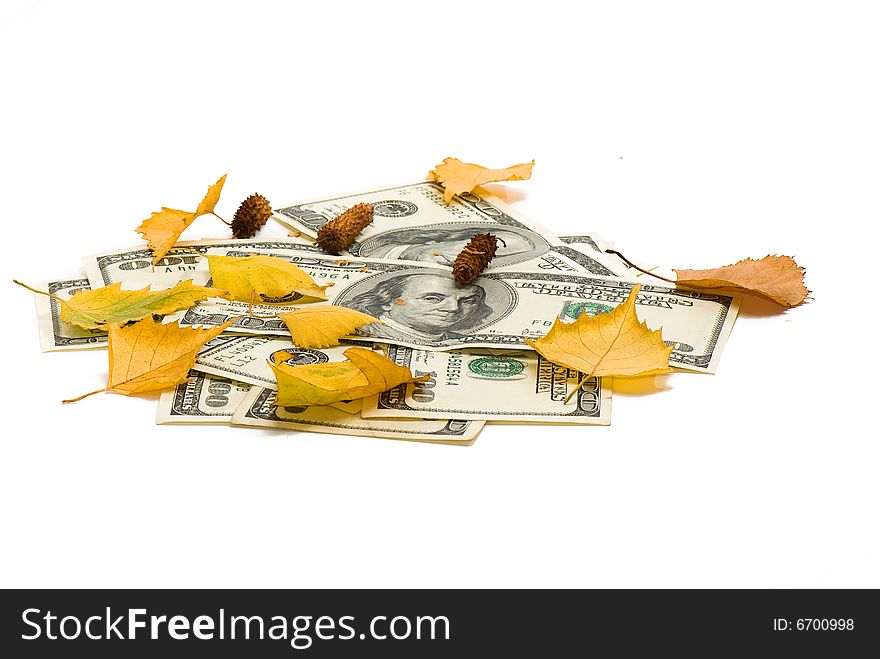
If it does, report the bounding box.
[92,242,323,286]
[169,372,243,418]
[49,279,108,347]
[377,345,606,418]
[246,388,477,437]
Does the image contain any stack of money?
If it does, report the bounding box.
[33,182,740,445]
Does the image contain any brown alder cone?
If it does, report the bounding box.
[453,233,499,284]
[231,193,273,239]
[316,203,374,254]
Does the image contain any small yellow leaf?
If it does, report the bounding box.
[279,306,380,348]
[674,255,808,307]
[206,254,330,304]
[270,347,427,407]
[63,317,232,403]
[135,174,227,265]
[14,279,230,330]
[526,284,672,379]
[194,173,227,218]
[136,208,197,266]
[427,157,534,204]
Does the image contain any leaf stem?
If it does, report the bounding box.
[563,372,592,405]
[211,212,232,226]
[62,388,107,404]
[604,249,677,284]
[12,279,64,302]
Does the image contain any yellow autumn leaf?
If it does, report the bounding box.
[206,254,330,303]
[135,174,227,265]
[194,173,227,218]
[270,347,427,407]
[278,306,380,348]
[14,279,230,330]
[63,317,232,403]
[136,208,197,266]
[526,284,672,389]
[674,255,808,307]
[427,157,535,204]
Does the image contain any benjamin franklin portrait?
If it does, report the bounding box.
[339,272,516,344]
[354,223,551,268]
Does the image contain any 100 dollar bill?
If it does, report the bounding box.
[362,345,611,424]
[232,386,483,446]
[191,336,363,415]
[169,249,738,373]
[273,182,629,277]
[33,278,107,352]
[157,370,251,424]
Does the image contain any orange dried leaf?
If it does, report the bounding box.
[63,317,232,403]
[674,255,808,307]
[427,157,534,203]
[525,284,672,378]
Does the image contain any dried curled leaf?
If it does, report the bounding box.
[674,255,808,307]
[63,317,232,403]
[427,157,534,204]
[270,347,428,407]
[14,279,230,330]
[279,306,380,348]
[526,284,672,378]
[205,254,330,303]
[136,174,227,265]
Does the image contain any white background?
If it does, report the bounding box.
[1,1,878,588]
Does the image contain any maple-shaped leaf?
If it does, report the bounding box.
[136,174,227,265]
[63,317,232,403]
[279,306,380,348]
[270,347,427,407]
[15,279,230,330]
[427,157,534,203]
[674,255,808,307]
[526,284,673,381]
[205,254,330,303]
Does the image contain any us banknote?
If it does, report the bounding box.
[150,249,737,373]
[232,386,483,446]
[558,234,660,281]
[82,237,326,292]
[33,278,108,352]
[157,370,251,424]
[191,336,363,414]
[361,345,611,424]
[272,182,631,277]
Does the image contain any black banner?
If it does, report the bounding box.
[1,589,877,656]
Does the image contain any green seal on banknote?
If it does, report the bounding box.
[562,301,614,320]
[466,356,526,380]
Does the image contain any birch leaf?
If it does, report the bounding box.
[136,208,196,266]
[674,255,808,307]
[63,317,232,403]
[270,347,427,407]
[205,254,330,304]
[135,174,227,265]
[279,306,380,348]
[427,157,534,203]
[525,284,672,378]
[194,173,227,218]
[14,279,230,330]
